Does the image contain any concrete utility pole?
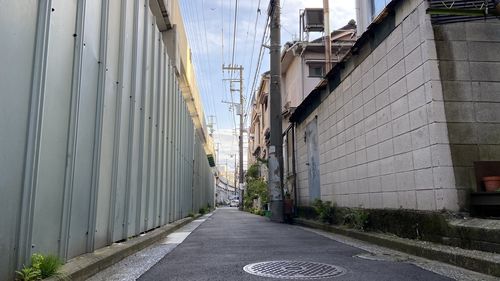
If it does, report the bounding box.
[268,0,284,222]
[323,0,332,73]
[222,65,245,206]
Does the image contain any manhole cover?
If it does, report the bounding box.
[243,261,346,279]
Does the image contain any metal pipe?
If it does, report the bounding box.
[323,0,332,73]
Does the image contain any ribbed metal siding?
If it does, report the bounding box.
[0,0,214,280]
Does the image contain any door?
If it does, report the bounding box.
[306,118,320,201]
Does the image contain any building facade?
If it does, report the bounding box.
[249,72,271,164]
[215,176,236,206]
[281,22,357,198]
[290,0,500,212]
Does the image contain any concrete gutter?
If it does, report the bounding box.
[45,216,199,281]
[294,218,500,277]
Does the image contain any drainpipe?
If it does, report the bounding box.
[299,46,306,101]
[291,124,298,210]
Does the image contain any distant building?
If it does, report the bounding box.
[249,72,271,165]
[215,176,236,205]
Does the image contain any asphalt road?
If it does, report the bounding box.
[138,208,452,281]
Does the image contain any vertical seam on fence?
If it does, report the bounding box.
[88,0,110,253]
[18,0,52,268]
[60,0,87,260]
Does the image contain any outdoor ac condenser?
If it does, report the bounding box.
[303,8,324,32]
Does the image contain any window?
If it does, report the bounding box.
[308,64,324,77]
[372,0,389,20]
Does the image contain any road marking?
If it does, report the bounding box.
[160,232,192,244]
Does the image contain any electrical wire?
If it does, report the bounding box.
[244,10,271,126]
[230,0,239,68]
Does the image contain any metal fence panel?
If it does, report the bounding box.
[94,0,120,250]
[31,0,78,255]
[110,0,134,243]
[0,0,215,279]
[0,1,39,278]
[67,0,102,259]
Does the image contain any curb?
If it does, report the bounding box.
[294,218,500,277]
[46,215,200,281]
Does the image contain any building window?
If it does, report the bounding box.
[372,0,388,20]
[308,64,324,77]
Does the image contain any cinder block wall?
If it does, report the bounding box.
[432,20,500,208]
[296,112,319,205]
[294,0,467,211]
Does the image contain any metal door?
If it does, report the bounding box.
[306,118,320,201]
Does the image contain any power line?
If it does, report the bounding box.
[244,11,271,126]
[244,0,263,100]
[230,0,239,68]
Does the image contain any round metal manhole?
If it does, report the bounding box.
[243,261,346,279]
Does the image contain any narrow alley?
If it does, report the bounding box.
[88,209,493,281]
[2,0,500,280]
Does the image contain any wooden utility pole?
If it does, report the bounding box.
[323,0,332,73]
[268,0,284,222]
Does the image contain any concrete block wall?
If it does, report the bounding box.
[295,0,465,211]
[296,112,318,205]
[433,20,500,206]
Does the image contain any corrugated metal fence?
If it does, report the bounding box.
[0,0,214,279]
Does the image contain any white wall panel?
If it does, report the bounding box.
[0,0,215,279]
[0,1,39,278]
[32,0,77,255]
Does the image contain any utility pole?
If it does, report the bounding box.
[323,0,332,73]
[268,0,284,222]
[222,65,245,208]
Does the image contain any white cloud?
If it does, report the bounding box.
[281,0,356,41]
[212,128,249,172]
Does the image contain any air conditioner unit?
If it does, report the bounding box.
[303,8,324,32]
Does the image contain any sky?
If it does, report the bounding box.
[179,0,356,175]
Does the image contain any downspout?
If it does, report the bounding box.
[282,124,298,211]
[300,46,306,101]
[291,123,298,210]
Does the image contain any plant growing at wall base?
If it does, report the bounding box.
[38,255,63,279]
[244,163,268,212]
[312,199,337,224]
[15,266,40,281]
[343,208,370,230]
[244,178,268,211]
[15,253,65,281]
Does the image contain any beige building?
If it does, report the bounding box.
[290,0,500,212]
[153,0,215,158]
[248,22,357,167]
[280,22,357,198]
[249,72,271,165]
